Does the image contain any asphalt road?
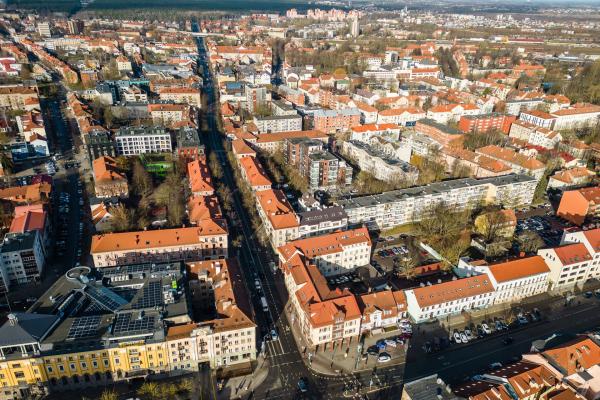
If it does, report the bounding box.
[193,30,600,400]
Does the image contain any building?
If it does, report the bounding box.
[304,151,352,190]
[279,251,361,346]
[350,123,401,142]
[441,147,512,178]
[92,156,129,198]
[0,85,39,111]
[519,110,557,129]
[67,19,85,35]
[460,256,550,305]
[405,275,495,323]
[37,22,51,37]
[350,16,360,37]
[377,107,425,127]
[358,290,407,334]
[239,156,272,191]
[91,224,228,267]
[115,126,172,155]
[415,119,464,148]
[244,84,268,114]
[313,108,361,133]
[341,140,418,184]
[557,186,600,225]
[339,174,537,230]
[253,114,302,133]
[538,243,596,290]
[0,182,52,205]
[158,87,201,108]
[426,103,481,125]
[0,230,46,290]
[552,105,600,131]
[186,259,256,368]
[176,127,205,162]
[148,104,188,126]
[252,130,328,153]
[187,159,215,196]
[509,120,562,150]
[458,113,516,134]
[403,375,461,400]
[86,130,117,161]
[476,145,546,181]
[277,227,371,277]
[255,189,299,249]
[548,167,596,190]
[298,205,348,238]
[0,262,195,398]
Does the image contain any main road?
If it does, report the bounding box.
[192,26,600,400]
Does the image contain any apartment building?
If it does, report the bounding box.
[0,230,46,289]
[176,127,205,162]
[441,147,512,178]
[458,113,516,134]
[120,85,147,103]
[405,275,495,323]
[538,243,596,290]
[415,119,465,148]
[91,224,228,267]
[279,252,361,346]
[376,107,425,127]
[271,99,298,116]
[548,167,596,190]
[186,260,256,368]
[508,120,563,149]
[460,256,550,305]
[557,186,600,225]
[187,195,223,226]
[561,228,600,268]
[476,145,546,181]
[426,103,481,125]
[239,156,272,191]
[253,114,302,133]
[148,104,188,126]
[350,123,401,142]
[244,84,268,113]
[305,151,353,190]
[158,87,201,108]
[313,108,361,133]
[92,156,129,198]
[187,159,215,196]
[358,291,408,334]
[115,126,172,155]
[0,85,39,111]
[519,110,556,129]
[252,130,329,153]
[552,105,600,131]
[255,189,299,249]
[277,227,371,277]
[342,140,418,184]
[298,205,348,238]
[339,174,536,230]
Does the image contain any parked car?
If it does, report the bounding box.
[489,362,503,370]
[460,332,468,343]
[464,329,474,341]
[384,339,397,348]
[297,377,308,393]
[517,315,529,325]
[585,291,593,298]
[481,323,491,334]
[375,340,387,350]
[422,341,432,353]
[377,353,392,363]
[453,331,462,344]
[367,346,380,356]
[477,325,485,337]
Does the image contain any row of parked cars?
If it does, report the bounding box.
[366,320,412,362]
[377,246,409,258]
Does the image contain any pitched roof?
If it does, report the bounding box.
[239,156,272,188]
[0,313,59,347]
[93,156,127,182]
[187,159,214,194]
[553,243,593,266]
[488,255,549,283]
[91,223,227,253]
[255,189,298,229]
[411,275,494,308]
[542,337,600,375]
[278,227,371,260]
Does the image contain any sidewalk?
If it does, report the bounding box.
[216,355,270,400]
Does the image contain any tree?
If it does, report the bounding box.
[132,159,153,197]
[517,231,545,254]
[474,210,513,243]
[154,172,185,227]
[463,130,506,151]
[177,378,194,393]
[394,255,417,279]
[99,389,118,400]
[137,382,160,400]
[208,152,223,179]
[111,204,132,232]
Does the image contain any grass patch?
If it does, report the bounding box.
[381,223,418,237]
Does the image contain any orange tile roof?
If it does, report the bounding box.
[492,362,557,399]
[542,337,600,375]
[9,210,46,233]
[351,123,400,133]
[0,183,51,204]
[91,223,227,253]
[188,195,222,223]
[411,275,494,307]
[239,156,272,188]
[93,156,127,182]
[278,227,371,260]
[477,145,545,171]
[553,243,593,266]
[552,105,600,117]
[255,130,327,144]
[187,159,214,194]
[379,107,423,116]
[255,189,298,229]
[231,139,256,156]
[583,228,600,253]
[488,255,549,283]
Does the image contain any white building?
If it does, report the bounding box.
[0,231,46,289]
[115,126,172,155]
[459,256,550,305]
[405,275,495,323]
[339,174,537,230]
[538,243,596,290]
[551,105,600,131]
[377,108,426,127]
[253,114,302,133]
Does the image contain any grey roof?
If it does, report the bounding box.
[299,205,348,226]
[417,118,462,135]
[339,174,535,210]
[0,313,59,346]
[403,375,461,400]
[1,231,37,253]
[254,114,301,122]
[116,126,169,137]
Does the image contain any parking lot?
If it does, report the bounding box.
[516,214,571,248]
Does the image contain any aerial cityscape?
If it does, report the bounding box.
[0,0,599,399]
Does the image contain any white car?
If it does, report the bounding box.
[453,332,462,343]
[464,329,474,341]
[377,353,391,363]
[481,323,492,334]
[460,332,469,343]
[384,339,397,348]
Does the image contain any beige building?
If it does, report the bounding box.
[158,87,201,108]
[255,189,299,248]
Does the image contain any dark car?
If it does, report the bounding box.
[367,346,380,356]
[298,377,308,393]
